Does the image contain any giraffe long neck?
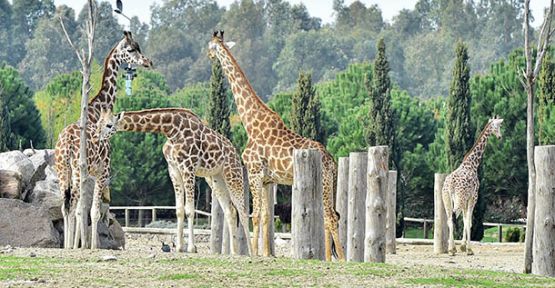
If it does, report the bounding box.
[88,47,121,123]
[214,44,284,136]
[461,124,493,171]
[117,108,201,138]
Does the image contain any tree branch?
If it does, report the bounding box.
[533,0,555,78]
[58,16,83,65]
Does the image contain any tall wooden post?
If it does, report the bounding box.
[434,173,449,254]
[386,170,397,254]
[364,146,388,263]
[532,145,555,276]
[210,197,224,254]
[336,157,349,254]
[258,183,276,256]
[347,152,367,262]
[291,149,325,260]
[238,167,250,255]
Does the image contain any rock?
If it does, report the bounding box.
[29,252,36,257]
[28,150,55,170]
[0,170,23,199]
[100,255,117,261]
[27,180,63,221]
[0,199,61,248]
[97,213,125,250]
[0,151,35,186]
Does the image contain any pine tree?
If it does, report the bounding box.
[445,41,473,171]
[538,51,555,145]
[366,38,395,160]
[207,58,231,138]
[0,85,11,151]
[290,71,323,142]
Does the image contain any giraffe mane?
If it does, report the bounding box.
[462,120,492,161]
[88,42,119,105]
[122,108,202,121]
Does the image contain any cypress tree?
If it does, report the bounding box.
[0,85,10,152]
[445,41,473,170]
[366,38,395,161]
[208,58,231,138]
[538,51,555,145]
[290,71,323,142]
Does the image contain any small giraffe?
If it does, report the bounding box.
[55,31,152,249]
[208,31,345,261]
[98,108,252,255]
[442,117,503,256]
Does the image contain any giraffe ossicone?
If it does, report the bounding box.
[442,116,503,256]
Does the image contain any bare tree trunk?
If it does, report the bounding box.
[347,152,367,262]
[364,146,388,263]
[386,170,397,254]
[434,173,448,254]
[335,157,349,254]
[523,0,554,273]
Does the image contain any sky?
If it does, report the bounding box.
[53,0,551,27]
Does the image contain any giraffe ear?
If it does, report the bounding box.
[117,112,125,122]
[225,41,236,49]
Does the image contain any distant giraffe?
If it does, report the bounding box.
[208,31,345,261]
[54,31,152,249]
[98,108,252,255]
[442,117,503,255]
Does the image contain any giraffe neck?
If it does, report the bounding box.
[117,108,201,138]
[214,44,284,136]
[88,47,121,123]
[461,124,493,171]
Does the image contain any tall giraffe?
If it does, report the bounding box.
[55,31,152,249]
[442,117,503,256]
[98,108,252,255]
[208,31,345,261]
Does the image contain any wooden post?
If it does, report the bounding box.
[364,146,388,263]
[210,197,225,254]
[125,209,130,227]
[498,225,503,243]
[291,149,325,260]
[152,208,157,223]
[433,173,448,254]
[347,152,367,262]
[336,157,349,254]
[532,145,555,276]
[424,221,429,239]
[238,167,250,255]
[138,209,144,227]
[258,183,276,256]
[386,170,397,254]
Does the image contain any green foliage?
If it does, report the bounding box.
[0,64,45,149]
[110,70,173,206]
[0,86,10,152]
[169,83,210,119]
[538,51,555,145]
[445,41,474,171]
[208,59,231,138]
[290,72,322,142]
[504,227,522,243]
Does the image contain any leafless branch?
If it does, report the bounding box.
[59,16,83,64]
[533,0,555,78]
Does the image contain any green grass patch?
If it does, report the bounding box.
[159,273,200,280]
[407,276,520,288]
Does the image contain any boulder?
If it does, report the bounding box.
[0,199,61,248]
[28,149,55,170]
[27,180,63,221]
[0,151,35,186]
[0,170,22,199]
[97,212,125,250]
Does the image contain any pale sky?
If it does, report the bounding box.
[50,0,553,27]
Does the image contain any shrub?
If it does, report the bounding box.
[504,227,522,242]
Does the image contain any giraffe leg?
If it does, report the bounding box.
[246,167,264,256]
[323,160,345,261]
[90,178,106,250]
[213,175,239,255]
[181,171,197,253]
[465,205,474,256]
[460,209,467,252]
[167,163,186,252]
[260,183,272,257]
[223,164,252,256]
[70,173,81,249]
[443,192,456,255]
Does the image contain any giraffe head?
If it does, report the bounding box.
[113,31,153,68]
[208,30,236,61]
[97,108,123,141]
[488,117,504,139]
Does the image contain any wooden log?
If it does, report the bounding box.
[336,157,349,254]
[423,221,428,239]
[210,197,225,254]
[125,209,129,227]
[258,183,276,256]
[364,146,388,263]
[532,145,555,276]
[151,208,157,223]
[347,152,367,262]
[498,225,503,243]
[238,167,250,255]
[291,149,324,260]
[386,170,397,254]
[0,170,23,199]
[433,173,448,254]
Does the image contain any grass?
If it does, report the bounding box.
[0,251,553,287]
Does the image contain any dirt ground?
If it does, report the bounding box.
[0,234,551,288]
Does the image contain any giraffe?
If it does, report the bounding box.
[54,31,152,249]
[208,31,345,261]
[98,108,252,255]
[442,117,503,256]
